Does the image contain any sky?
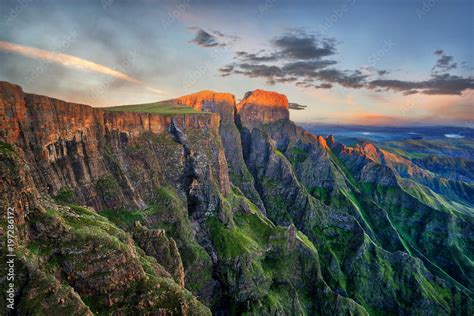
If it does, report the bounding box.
[0,0,472,126]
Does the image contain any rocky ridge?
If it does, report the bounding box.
[1,82,472,314]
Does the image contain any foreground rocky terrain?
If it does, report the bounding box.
[0,81,472,315]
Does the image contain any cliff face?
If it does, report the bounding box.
[1,82,472,315]
[0,82,228,212]
[236,89,289,124]
[173,90,236,121]
[0,82,229,314]
[173,90,266,212]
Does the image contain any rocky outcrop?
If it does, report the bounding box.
[236,89,289,124]
[173,90,236,122]
[132,222,185,287]
[173,90,266,212]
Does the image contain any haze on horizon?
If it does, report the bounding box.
[0,0,472,126]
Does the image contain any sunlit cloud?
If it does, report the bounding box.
[0,40,163,95]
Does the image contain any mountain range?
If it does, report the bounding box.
[0,81,472,315]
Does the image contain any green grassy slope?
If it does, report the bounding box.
[104,101,203,115]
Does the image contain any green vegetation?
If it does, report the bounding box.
[273,148,286,160]
[100,208,145,227]
[0,141,15,155]
[20,203,210,315]
[54,188,75,204]
[95,175,120,200]
[100,185,215,300]
[206,192,340,314]
[307,186,331,204]
[104,101,205,115]
[399,178,473,217]
[207,215,262,259]
[380,138,474,160]
[289,147,309,164]
[327,149,360,190]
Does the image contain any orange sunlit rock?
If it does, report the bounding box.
[236,89,289,123]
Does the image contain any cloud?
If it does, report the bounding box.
[218,65,234,76]
[219,30,373,90]
[340,102,474,126]
[220,31,344,87]
[314,83,333,89]
[233,63,283,84]
[313,69,367,88]
[232,32,337,61]
[189,27,238,48]
[219,30,473,96]
[223,61,365,89]
[289,102,307,110]
[189,28,222,47]
[432,49,457,73]
[369,73,474,95]
[272,33,336,60]
[282,60,338,76]
[0,40,163,94]
[235,51,278,62]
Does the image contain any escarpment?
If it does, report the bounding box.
[0,82,227,211]
[1,82,472,315]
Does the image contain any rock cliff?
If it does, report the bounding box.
[1,81,472,315]
[236,89,289,124]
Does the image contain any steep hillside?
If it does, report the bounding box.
[233,96,472,314]
[0,81,472,315]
